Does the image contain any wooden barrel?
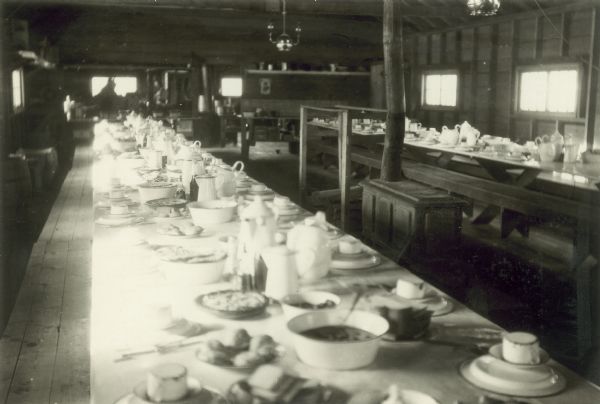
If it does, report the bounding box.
[17,147,58,191]
[1,156,33,223]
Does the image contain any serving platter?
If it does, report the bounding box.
[195,290,269,319]
[459,356,566,397]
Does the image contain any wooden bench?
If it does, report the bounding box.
[402,161,599,359]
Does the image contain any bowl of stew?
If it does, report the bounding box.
[287,310,389,370]
[280,291,341,321]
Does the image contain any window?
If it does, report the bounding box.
[221,77,243,97]
[91,76,138,97]
[421,71,458,108]
[517,66,579,114]
[12,69,24,111]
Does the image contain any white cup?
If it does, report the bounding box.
[338,236,362,254]
[502,331,540,364]
[395,278,427,299]
[251,183,267,193]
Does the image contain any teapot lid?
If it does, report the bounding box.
[241,196,274,219]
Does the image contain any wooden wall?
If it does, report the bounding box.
[396,6,598,147]
[241,70,370,116]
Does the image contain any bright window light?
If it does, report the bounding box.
[91,76,138,97]
[12,69,24,110]
[221,77,243,97]
[518,67,578,114]
[422,72,458,107]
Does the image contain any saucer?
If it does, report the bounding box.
[388,290,454,317]
[459,356,566,397]
[488,343,550,367]
[330,251,381,271]
[114,377,228,404]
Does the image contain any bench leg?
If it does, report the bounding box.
[471,205,501,225]
[574,255,596,359]
[500,209,530,238]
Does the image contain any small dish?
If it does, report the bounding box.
[330,252,381,271]
[114,378,228,404]
[488,343,550,367]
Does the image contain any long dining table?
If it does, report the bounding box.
[90,151,600,404]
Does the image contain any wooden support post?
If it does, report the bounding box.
[201,64,213,113]
[380,0,406,182]
[299,106,308,204]
[585,7,600,149]
[339,110,352,232]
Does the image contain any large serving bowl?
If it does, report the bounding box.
[187,200,237,225]
[160,250,226,287]
[287,310,389,370]
[280,291,341,322]
[138,182,176,204]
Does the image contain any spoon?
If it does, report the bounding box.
[341,288,365,324]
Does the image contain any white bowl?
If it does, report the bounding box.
[187,200,237,225]
[161,252,226,287]
[287,310,389,370]
[138,183,176,204]
[280,291,341,322]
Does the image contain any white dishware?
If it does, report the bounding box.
[214,161,244,198]
[395,278,427,299]
[330,252,381,271]
[287,310,389,370]
[459,355,566,397]
[138,182,176,204]
[502,331,541,365]
[194,173,218,202]
[338,235,362,254]
[261,245,299,301]
[439,125,460,146]
[286,212,331,281]
[382,386,439,404]
[280,291,341,321]
[187,200,237,225]
[161,250,226,286]
[489,343,549,367]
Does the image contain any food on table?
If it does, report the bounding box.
[157,223,203,236]
[300,326,376,342]
[156,246,225,264]
[222,328,251,349]
[196,329,280,367]
[200,290,267,313]
[287,299,336,310]
[146,363,188,402]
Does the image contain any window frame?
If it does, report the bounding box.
[420,68,460,111]
[220,76,243,97]
[11,68,25,113]
[514,63,582,118]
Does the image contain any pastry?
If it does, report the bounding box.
[222,328,251,349]
[249,335,275,352]
[146,363,188,402]
[232,351,264,368]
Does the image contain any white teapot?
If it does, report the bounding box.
[286,211,331,281]
[439,125,460,146]
[175,140,202,161]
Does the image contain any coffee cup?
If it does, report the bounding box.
[395,278,427,299]
[338,236,362,254]
[502,331,540,364]
[273,195,291,207]
[251,183,267,193]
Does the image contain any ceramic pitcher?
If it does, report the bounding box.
[194,173,217,201]
[286,211,331,281]
[440,125,460,146]
[215,161,245,198]
[261,245,299,300]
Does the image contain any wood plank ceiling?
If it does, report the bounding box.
[4,0,591,67]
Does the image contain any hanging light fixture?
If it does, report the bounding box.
[267,0,301,52]
[467,0,501,16]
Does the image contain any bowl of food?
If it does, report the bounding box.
[582,150,600,164]
[187,200,237,225]
[195,290,269,319]
[157,246,226,286]
[280,291,341,321]
[287,310,389,370]
[138,182,177,204]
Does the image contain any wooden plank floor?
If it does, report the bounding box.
[0,142,93,404]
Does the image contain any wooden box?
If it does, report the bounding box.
[361,179,466,259]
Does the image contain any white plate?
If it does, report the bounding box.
[488,343,550,367]
[459,356,566,397]
[390,288,453,317]
[330,252,381,270]
[381,389,439,404]
[96,216,144,227]
[114,378,228,404]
